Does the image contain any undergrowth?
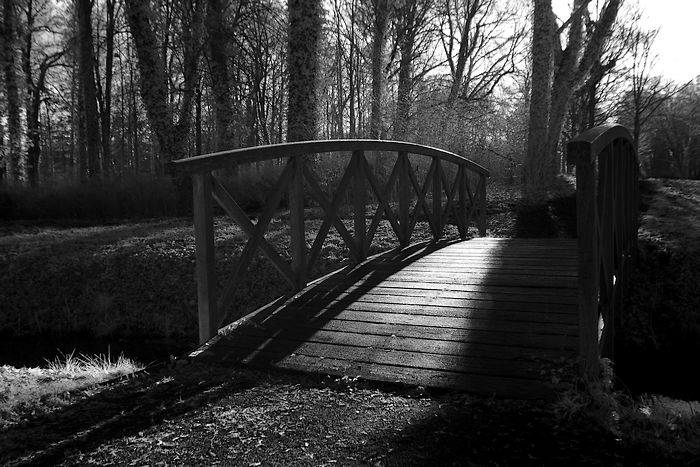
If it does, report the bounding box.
[550,357,700,464]
[0,216,454,342]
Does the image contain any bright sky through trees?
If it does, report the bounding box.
[639,0,700,84]
[554,0,700,84]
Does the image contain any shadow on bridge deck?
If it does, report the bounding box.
[194,238,579,399]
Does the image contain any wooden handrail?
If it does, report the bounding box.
[567,123,639,379]
[171,139,490,175]
[173,140,490,344]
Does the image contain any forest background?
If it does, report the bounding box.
[0,0,699,223]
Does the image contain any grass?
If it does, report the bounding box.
[0,350,143,429]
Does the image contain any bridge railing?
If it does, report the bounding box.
[172,140,490,344]
[567,124,639,379]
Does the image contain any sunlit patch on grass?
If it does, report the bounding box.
[0,350,143,429]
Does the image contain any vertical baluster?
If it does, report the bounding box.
[289,155,306,290]
[353,150,367,262]
[432,157,442,239]
[192,172,218,344]
[458,165,467,239]
[478,174,487,236]
[398,151,410,246]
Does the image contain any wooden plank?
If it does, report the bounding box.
[301,285,577,306]
[226,338,551,380]
[239,318,577,351]
[233,353,560,399]
[271,308,578,336]
[312,278,577,296]
[321,261,578,278]
[330,270,578,289]
[195,234,584,398]
[223,329,573,362]
[286,299,578,324]
[192,172,218,344]
[307,293,577,315]
[415,250,578,258]
[370,264,578,277]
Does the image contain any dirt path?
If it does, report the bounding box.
[2,358,629,467]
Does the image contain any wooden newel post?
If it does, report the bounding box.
[289,155,307,290]
[192,172,218,344]
[568,141,600,380]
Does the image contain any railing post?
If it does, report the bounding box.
[569,141,600,380]
[478,175,487,236]
[192,172,218,344]
[353,150,367,262]
[398,151,410,246]
[458,166,467,239]
[433,158,442,239]
[289,155,307,290]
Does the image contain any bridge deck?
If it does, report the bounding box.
[201,238,579,399]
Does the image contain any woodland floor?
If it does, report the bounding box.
[1,179,700,466]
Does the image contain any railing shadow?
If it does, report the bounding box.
[209,236,578,399]
[212,239,463,367]
[0,360,256,466]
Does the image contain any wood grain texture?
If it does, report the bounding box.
[203,238,579,398]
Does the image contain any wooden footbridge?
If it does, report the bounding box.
[172,124,639,399]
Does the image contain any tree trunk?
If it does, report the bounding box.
[287,0,322,142]
[525,0,620,190]
[77,0,101,180]
[26,80,41,186]
[524,0,555,188]
[2,0,22,184]
[124,0,181,162]
[206,0,235,151]
[395,3,417,141]
[100,0,117,174]
[447,0,481,106]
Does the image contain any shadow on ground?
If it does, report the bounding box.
[0,360,256,466]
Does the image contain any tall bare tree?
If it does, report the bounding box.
[525,0,620,189]
[77,0,100,181]
[393,0,435,140]
[206,0,236,151]
[369,0,389,139]
[621,28,676,152]
[440,0,524,106]
[95,0,119,174]
[287,0,322,142]
[124,0,204,163]
[2,0,22,184]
